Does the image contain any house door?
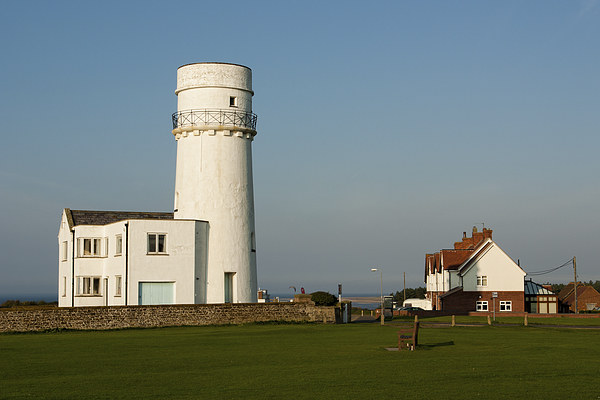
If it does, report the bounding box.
[104,278,109,306]
[224,273,235,303]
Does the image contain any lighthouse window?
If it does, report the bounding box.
[229,96,237,107]
[147,233,167,254]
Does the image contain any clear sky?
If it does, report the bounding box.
[1,1,599,299]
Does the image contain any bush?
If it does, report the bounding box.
[0,300,58,308]
[310,291,337,306]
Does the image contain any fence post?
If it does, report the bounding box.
[524,313,528,326]
[452,315,456,327]
[487,315,491,325]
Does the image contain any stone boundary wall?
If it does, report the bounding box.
[0,303,338,333]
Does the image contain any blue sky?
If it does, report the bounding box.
[1,1,599,299]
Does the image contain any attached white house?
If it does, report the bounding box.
[58,209,211,307]
[58,62,260,307]
[425,228,526,313]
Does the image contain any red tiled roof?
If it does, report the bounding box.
[441,249,474,270]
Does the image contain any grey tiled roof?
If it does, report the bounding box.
[66,209,174,226]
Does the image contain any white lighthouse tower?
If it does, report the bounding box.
[172,62,258,303]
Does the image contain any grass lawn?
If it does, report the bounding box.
[1,323,599,399]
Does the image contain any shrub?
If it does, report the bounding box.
[310,291,337,306]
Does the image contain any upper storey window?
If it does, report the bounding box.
[148,233,167,254]
[477,275,488,287]
[229,96,237,107]
[78,237,107,257]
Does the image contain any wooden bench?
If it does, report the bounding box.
[397,322,419,351]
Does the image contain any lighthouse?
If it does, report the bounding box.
[172,62,258,303]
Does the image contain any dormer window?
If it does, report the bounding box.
[229,96,237,107]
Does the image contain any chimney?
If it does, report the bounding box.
[483,228,493,240]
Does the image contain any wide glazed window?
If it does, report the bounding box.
[78,238,106,257]
[76,276,101,296]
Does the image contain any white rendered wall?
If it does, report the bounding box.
[58,214,207,307]
[173,63,258,303]
[127,219,206,305]
[462,244,526,292]
[57,211,73,307]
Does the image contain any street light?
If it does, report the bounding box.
[370,268,384,326]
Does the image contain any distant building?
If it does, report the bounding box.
[257,288,271,303]
[558,283,600,312]
[425,228,526,313]
[58,63,259,307]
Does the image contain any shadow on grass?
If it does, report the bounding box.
[417,341,455,350]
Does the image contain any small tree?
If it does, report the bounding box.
[310,291,337,306]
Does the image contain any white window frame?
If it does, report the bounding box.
[61,241,68,261]
[115,234,122,256]
[115,276,122,297]
[500,301,512,311]
[76,276,102,296]
[77,237,107,257]
[476,301,488,311]
[477,275,488,287]
[147,233,167,254]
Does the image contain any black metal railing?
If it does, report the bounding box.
[172,109,257,130]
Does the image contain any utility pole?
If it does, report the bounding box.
[403,271,406,306]
[573,256,578,314]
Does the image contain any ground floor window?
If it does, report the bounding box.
[115,276,122,296]
[500,300,512,311]
[76,276,101,295]
[476,301,488,311]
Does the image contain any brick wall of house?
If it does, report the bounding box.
[0,302,339,333]
[441,290,524,313]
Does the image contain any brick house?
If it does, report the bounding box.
[558,283,600,312]
[425,228,526,313]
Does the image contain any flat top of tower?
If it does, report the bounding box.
[178,62,251,71]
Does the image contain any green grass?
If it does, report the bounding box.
[1,323,599,399]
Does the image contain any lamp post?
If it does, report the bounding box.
[371,268,384,326]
